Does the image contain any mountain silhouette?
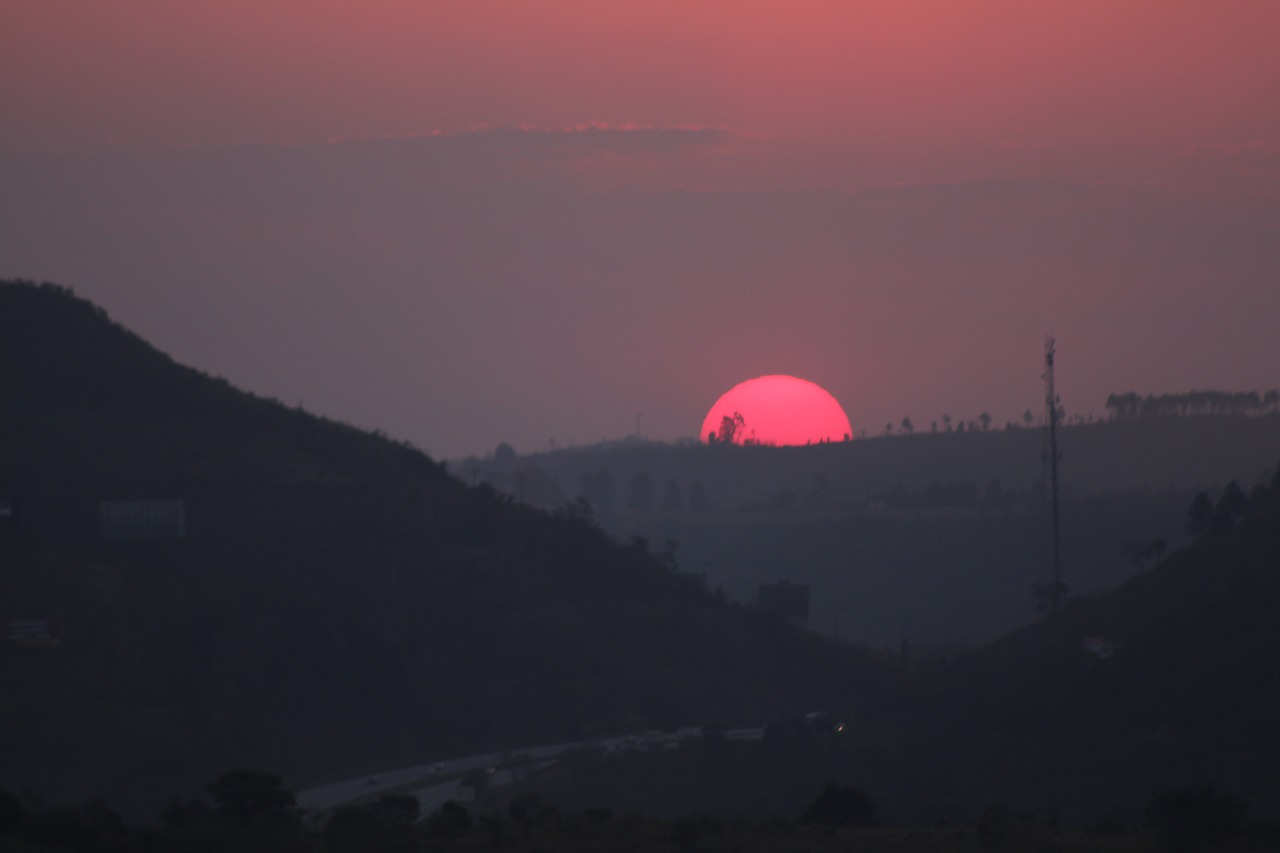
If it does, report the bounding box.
[864,485,1280,823]
[0,281,888,812]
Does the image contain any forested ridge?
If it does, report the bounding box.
[1105,389,1280,420]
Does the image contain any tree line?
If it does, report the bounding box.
[1,772,1268,852]
[1185,463,1280,537]
[1106,390,1280,420]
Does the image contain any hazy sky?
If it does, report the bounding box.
[3,2,1278,458]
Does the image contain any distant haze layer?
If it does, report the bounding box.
[1,2,1277,458]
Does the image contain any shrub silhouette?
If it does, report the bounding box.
[0,789,23,836]
[1145,784,1247,853]
[426,800,472,838]
[325,794,419,852]
[801,782,875,826]
[207,769,296,823]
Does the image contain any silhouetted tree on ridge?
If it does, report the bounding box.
[1186,492,1213,537]
[801,782,876,827]
[688,480,712,512]
[580,466,616,516]
[711,411,745,444]
[627,471,656,511]
[1213,481,1249,533]
[1106,389,1280,420]
[659,477,683,512]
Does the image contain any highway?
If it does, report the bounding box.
[296,726,768,816]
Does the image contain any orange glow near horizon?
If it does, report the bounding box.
[701,375,853,446]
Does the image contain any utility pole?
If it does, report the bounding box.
[1043,337,1065,611]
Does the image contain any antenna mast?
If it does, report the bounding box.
[1043,337,1064,611]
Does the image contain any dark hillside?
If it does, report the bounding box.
[0,281,891,812]
[1,281,444,495]
[866,489,1280,824]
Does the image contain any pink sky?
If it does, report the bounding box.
[2,2,1278,457]
[6,2,1278,153]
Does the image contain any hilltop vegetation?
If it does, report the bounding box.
[1105,389,1280,420]
[0,280,888,812]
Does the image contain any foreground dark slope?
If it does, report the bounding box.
[868,490,1280,823]
[0,281,890,811]
[361,495,1280,825]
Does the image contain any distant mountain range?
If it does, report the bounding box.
[464,413,1280,649]
[464,409,1280,517]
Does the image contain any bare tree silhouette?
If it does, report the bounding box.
[712,411,746,444]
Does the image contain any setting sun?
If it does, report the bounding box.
[701,375,853,446]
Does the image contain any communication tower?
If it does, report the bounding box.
[1042,337,1065,611]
